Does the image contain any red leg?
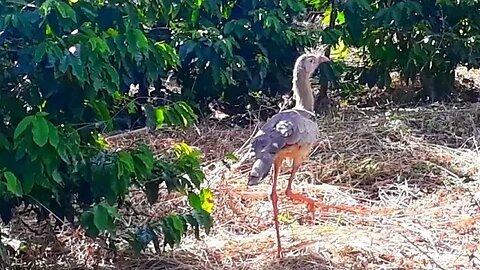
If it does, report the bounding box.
[285,160,363,216]
[271,160,283,258]
[285,160,317,218]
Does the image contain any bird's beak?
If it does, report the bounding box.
[317,55,330,65]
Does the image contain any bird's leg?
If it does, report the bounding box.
[285,161,359,217]
[271,160,283,258]
[285,160,317,218]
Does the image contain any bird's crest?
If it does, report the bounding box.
[304,44,329,57]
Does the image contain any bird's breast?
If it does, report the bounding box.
[274,143,314,163]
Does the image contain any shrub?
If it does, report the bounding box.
[310,0,480,101]
[169,0,319,106]
[0,0,212,258]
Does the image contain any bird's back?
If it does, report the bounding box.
[248,108,319,185]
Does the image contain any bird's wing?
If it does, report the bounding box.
[247,109,318,185]
[251,109,319,156]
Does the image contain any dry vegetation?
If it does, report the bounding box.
[3,68,480,269]
[4,99,480,270]
[179,102,480,270]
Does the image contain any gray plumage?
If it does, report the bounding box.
[244,52,329,258]
[247,108,319,185]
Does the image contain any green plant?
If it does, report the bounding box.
[168,0,320,107]
[0,0,212,257]
[335,0,480,101]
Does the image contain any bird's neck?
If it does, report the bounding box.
[292,72,314,112]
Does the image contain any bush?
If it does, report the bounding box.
[0,0,212,258]
[169,0,320,107]
[312,0,480,101]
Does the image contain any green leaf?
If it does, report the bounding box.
[32,116,50,147]
[172,103,189,127]
[188,193,202,210]
[93,204,111,231]
[126,101,137,114]
[4,172,22,196]
[161,218,177,248]
[80,211,100,237]
[133,29,149,50]
[104,204,120,218]
[51,170,63,185]
[118,152,134,174]
[70,56,86,83]
[54,1,77,22]
[23,167,37,194]
[164,107,182,126]
[0,133,11,150]
[391,7,401,25]
[193,209,213,235]
[155,107,165,126]
[90,101,112,131]
[191,9,199,23]
[344,4,364,46]
[178,102,197,120]
[184,214,200,239]
[223,21,235,35]
[39,0,53,16]
[48,123,59,147]
[14,116,34,139]
[33,42,48,63]
[170,215,185,234]
[105,64,120,87]
[224,153,238,161]
[56,142,70,164]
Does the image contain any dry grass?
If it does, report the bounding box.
[183,102,480,270]
[110,102,480,269]
[3,102,480,270]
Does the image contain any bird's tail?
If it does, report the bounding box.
[247,154,274,186]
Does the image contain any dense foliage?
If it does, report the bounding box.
[0,0,212,257]
[315,0,480,101]
[171,0,319,106]
[0,0,323,259]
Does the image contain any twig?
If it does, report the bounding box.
[105,127,148,140]
[398,233,447,270]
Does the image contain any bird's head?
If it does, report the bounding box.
[294,49,330,77]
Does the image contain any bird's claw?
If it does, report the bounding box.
[285,189,317,220]
[307,202,316,219]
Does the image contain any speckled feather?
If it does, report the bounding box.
[247,108,319,185]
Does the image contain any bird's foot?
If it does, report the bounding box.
[285,190,368,220]
[285,190,317,219]
[276,246,283,259]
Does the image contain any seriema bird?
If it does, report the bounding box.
[247,52,330,258]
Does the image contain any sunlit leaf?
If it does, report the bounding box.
[200,189,214,213]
